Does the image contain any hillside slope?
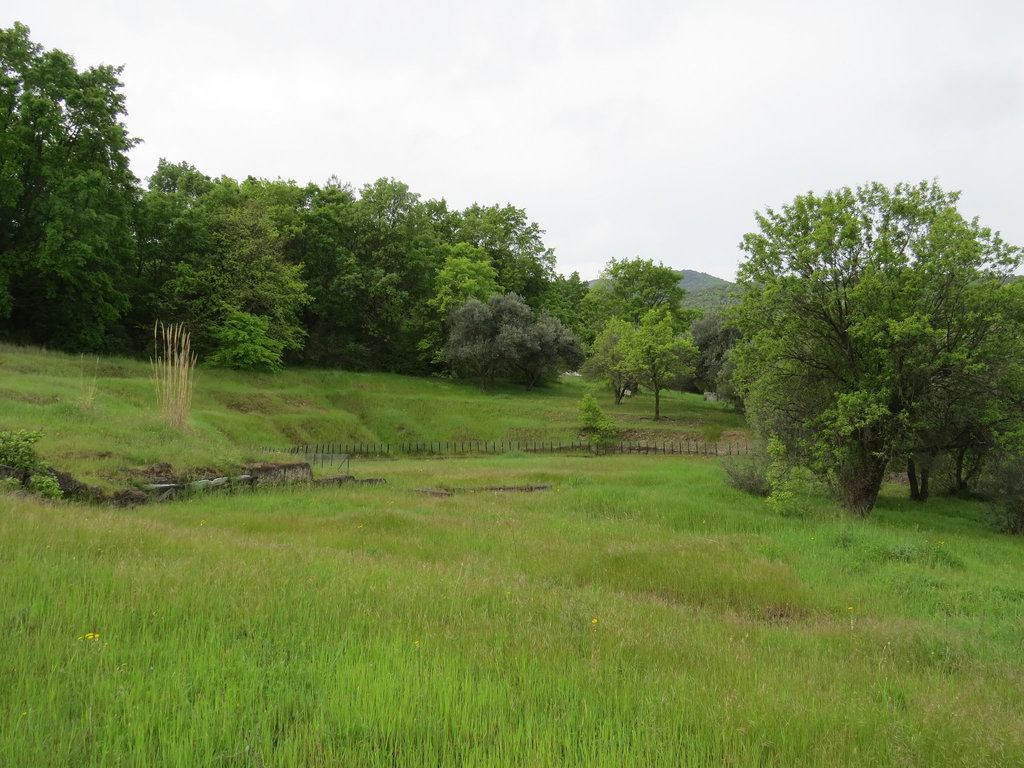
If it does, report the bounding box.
[678,269,740,311]
[0,344,745,487]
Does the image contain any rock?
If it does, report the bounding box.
[313,474,356,486]
[242,462,313,486]
[46,467,88,498]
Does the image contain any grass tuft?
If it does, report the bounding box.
[150,322,197,430]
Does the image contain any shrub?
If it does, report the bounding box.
[578,393,617,448]
[765,434,813,517]
[205,309,285,372]
[0,430,45,474]
[27,473,63,500]
[721,453,771,497]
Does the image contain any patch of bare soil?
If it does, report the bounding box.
[413,484,553,497]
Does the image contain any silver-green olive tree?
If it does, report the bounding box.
[445,293,583,390]
[732,181,1022,516]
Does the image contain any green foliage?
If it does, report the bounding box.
[623,309,698,420]
[583,311,697,419]
[419,243,500,365]
[0,23,138,352]
[445,293,583,389]
[157,182,310,359]
[734,180,1024,516]
[0,429,45,474]
[541,271,589,339]
[981,455,1024,534]
[205,309,285,372]
[454,203,556,308]
[581,257,691,343]
[765,434,812,517]
[581,317,635,404]
[0,429,62,498]
[27,472,62,499]
[578,393,617,446]
[689,309,741,395]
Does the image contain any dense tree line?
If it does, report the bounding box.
[0,24,587,383]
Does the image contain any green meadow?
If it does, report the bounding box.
[2,344,1023,766]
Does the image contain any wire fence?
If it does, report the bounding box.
[262,439,751,466]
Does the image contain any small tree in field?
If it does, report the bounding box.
[582,317,635,404]
[623,309,697,420]
[152,321,197,429]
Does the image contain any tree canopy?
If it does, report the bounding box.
[581,257,690,342]
[445,293,583,390]
[0,22,138,351]
[732,181,1024,515]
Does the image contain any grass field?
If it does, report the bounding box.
[2,344,1023,766]
[0,343,745,488]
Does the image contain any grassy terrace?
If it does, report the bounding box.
[2,344,1023,766]
[0,343,744,487]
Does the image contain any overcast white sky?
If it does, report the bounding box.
[9,1,1024,281]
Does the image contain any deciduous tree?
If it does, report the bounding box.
[733,181,1022,515]
[0,23,138,351]
[624,309,697,420]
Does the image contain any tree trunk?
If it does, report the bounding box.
[954,447,966,492]
[837,453,888,516]
[909,454,933,502]
[654,387,661,420]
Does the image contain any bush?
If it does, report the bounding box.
[578,393,617,448]
[765,434,813,517]
[27,473,63,500]
[721,453,771,497]
[0,430,45,474]
[206,309,285,372]
[0,430,63,499]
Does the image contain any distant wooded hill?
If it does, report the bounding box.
[677,270,739,311]
[586,269,739,312]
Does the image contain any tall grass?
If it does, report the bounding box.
[2,458,1023,766]
[150,322,197,430]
